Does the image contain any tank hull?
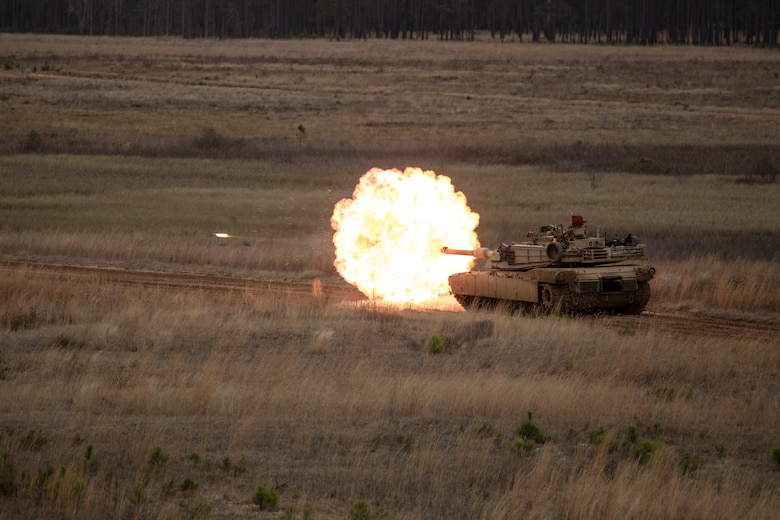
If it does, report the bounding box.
[448,264,654,314]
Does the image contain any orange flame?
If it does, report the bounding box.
[331,167,480,304]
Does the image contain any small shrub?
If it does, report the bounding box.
[70,475,87,496]
[680,451,701,474]
[83,443,99,473]
[219,456,247,477]
[296,124,307,151]
[23,130,43,152]
[0,451,17,496]
[513,411,552,444]
[220,456,232,474]
[424,334,444,354]
[180,478,198,491]
[34,463,56,492]
[617,325,636,336]
[626,424,639,444]
[130,479,146,504]
[193,127,228,150]
[632,439,664,465]
[252,484,279,510]
[587,426,609,445]
[350,499,370,520]
[512,436,531,454]
[148,445,170,468]
[185,451,202,465]
[145,445,171,482]
[772,446,780,469]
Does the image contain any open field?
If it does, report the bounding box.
[2,34,779,172]
[0,35,779,519]
[0,264,778,519]
[1,154,778,313]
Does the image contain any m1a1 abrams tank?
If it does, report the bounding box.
[441,215,655,314]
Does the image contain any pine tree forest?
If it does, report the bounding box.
[1,0,778,46]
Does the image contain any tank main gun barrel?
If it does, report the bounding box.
[441,246,494,259]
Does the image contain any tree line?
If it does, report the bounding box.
[1,1,777,46]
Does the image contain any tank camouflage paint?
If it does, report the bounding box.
[442,216,655,314]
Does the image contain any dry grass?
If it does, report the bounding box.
[1,155,778,311]
[654,256,779,313]
[2,34,779,172]
[0,270,778,519]
[1,35,779,519]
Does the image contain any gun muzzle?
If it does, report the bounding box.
[441,247,493,259]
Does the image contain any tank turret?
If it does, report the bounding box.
[442,215,646,270]
[441,216,654,315]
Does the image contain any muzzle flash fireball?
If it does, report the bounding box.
[331,167,480,304]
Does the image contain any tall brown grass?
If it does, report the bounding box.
[1,269,778,519]
[2,155,777,312]
[654,255,779,313]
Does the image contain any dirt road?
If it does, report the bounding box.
[590,310,779,342]
[0,257,362,300]
[3,258,777,341]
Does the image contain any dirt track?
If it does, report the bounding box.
[590,310,780,342]
[0,257,363,301]
[3,258,778,342]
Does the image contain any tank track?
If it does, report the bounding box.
[453,281,651,315]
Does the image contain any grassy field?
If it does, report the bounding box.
[1,268,778,519]
[1,154,777,313]
[1,34,779,519]
[2,34,779,168]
